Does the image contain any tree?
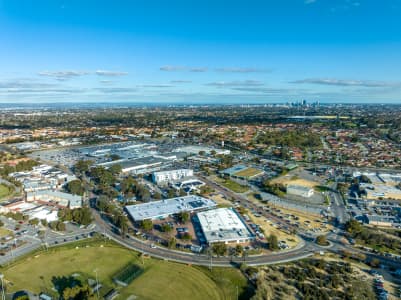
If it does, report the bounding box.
[140,219,153,231]
[62,284,95,300]
[121,176,137,196]
[89,166,115,186]
[212,242,227,256]
[28,218,39,226]
[116,214,128,237]
[110,154,121,161]
[161,223,173,233]
[316,235,328,246]
[268,234,279,250]
[181,232,192,241]
[370,258,381,268]
[153,192,162,200]
[74,160,92,174]
[0,220,3,227]
[168,237,177,249]
[178,211,190,223]
[57,221,66,231]
[345,219,363,234]
[109,164,122,175]
[235,244,243,256]
[41,219,48,227]
[66,179,85,196]
[136,185,151,202]
[167,188,176,198]
[49,221,66,231]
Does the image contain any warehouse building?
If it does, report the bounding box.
[176,145,230,156]
[197,208,254,244]
[26,190,82,208]
[98,155,179,174]
[366,214,395,227]
[125,195,216,221]
[152,169,194,185]
[287,184,314,198]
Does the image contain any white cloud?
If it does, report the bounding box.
[95,70,128,77]
[170,80,192,83]
[291,78,401,87]
[206,80,264,87]
[160,65,208,72]
[215,67,271,73]
[38,70,90,80]
[160,65,187,71]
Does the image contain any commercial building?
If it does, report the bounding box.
[172,178,205,191]
[26,190,82,208]
[176,145,230,156]
[152,169,194,185]
[366,215,395,227]
[29,208,59,222]
[125,195,216,221]
[287,184,314,198]
[98,155,178,174]
[197,208,254,244]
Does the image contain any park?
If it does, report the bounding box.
[0,238,252,300]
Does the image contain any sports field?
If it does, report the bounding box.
[1,239,251,300]
[271,176,319,189]
[215,177,249,193]
[0,183,13,200]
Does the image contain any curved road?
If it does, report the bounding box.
[93,209,318,267]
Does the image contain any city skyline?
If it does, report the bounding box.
[1,0,401,104]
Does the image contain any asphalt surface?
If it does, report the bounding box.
[92,209,316,267]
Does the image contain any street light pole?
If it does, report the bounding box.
[0,273,5,300]
[94,269,100,300]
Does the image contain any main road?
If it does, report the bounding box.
[92,208,317,267]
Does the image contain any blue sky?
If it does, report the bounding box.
[0,0,401,104]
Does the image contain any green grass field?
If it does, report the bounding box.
[1,239,252,300]
[0,227,12,238]
[220,179,249,193]
[0,183,13,200]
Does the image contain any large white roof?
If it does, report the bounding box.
[125,195,216,221]
[197,208,253,243]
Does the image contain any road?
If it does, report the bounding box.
[0,215,95,266]
[327,181,350,224]
[92,208,316,267]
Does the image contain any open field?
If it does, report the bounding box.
[234,167,263,178]
[1,239,251,300]
[207,193,233,206]
[271,176,319,189]
[212,176,249,193]
[247,211,300,249]
[271,206,332,233]
[0,227,12,238]
[120,261,250,300]
[0,183,13,200]
[1,241,135,297]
